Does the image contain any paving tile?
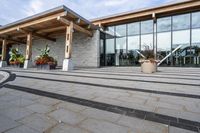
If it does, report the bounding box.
[49,123,90,133]
[56,102,87,112]
[0,107,33,120]
[48,109,86,125]
[0,93,20,102]
[0,115,21,132]
[18,113,57,132]
[117,115,168,133]
[8,98,36,107]
[169,126,197,133]
[26,103,54,114]
[5,125,40,133]
[79,118,130,133]
[36,97,61,106]
[80,108,121,122]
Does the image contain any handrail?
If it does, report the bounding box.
[157,45,182,66]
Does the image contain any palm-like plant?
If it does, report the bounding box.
[35,45,57,66]
[9,48,25,65]
[37,45,50,57]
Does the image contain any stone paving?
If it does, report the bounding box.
[0,67,199,133]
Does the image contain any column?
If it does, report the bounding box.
[24,32,32,69]
[0,39,7,67]
[62,22,74,71]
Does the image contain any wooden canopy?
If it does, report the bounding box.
[0,5,97,44]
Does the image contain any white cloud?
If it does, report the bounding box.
[104,0,129,6]
[26,0,44,16]
[0,0,186,25]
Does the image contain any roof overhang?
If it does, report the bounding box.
[92,0,200,26]
[0,5,97,43]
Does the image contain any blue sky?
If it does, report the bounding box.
[0,0,182,25]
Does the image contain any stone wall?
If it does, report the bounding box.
[12,30,100,68]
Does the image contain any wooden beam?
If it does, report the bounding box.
[36,26,66,33]
[57,16,70,25]
[76,18,81,24]
[25,33,32,60]
[57,17,93,37]
[1,39,7,61]
[17,28,56,42]
[0,36,26,44]
[0,11,67,35]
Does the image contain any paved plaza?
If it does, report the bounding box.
[0,67,200,133]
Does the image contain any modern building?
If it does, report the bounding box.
[0,0,200,70]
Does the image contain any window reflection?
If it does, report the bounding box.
[116,24,126,37]
[106,39,115,66]
[192,12,200,28]
[116,37,127,66]
[192,29,200,66]
[173,14,190,30]
[128,22,140,36]
[141,20,153,34]
[141,34,153,50]
[127,36,140,65]
[157,17,171,32]
[101,11,200,67]
[157,32,171,66]
[172,30,190,66]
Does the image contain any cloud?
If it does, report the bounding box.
[26,0,44,16]
[0,0,184,25]
[104,0,129,6]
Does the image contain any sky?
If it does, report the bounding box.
[0,0,183,25]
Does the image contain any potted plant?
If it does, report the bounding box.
[139,47,159,74]
[9,48,25,68]
[35,45,57,70]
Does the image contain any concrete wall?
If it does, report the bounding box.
[12,30,100,68]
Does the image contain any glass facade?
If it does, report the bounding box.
[101,11,200,67]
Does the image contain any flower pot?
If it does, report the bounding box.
[36,64,56,70]
[10,63,24,68]
[140,60,157,74]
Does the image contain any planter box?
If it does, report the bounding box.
[10,64,24,68]
[36,64,56,70]
[140,60,157,74]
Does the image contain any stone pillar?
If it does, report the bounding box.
[63,22,74,71]
[24,33,32,69]
[0,39,7,67]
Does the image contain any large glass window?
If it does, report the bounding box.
[116,37,127,65]
[105,39,115,66]
[157,32,171,66]
[192,12,200,28]
[116,24,126,37]
[173,14,190,31]
[157,17,171,32]
[127,36,140,65]
[172,14,191,66]
[141,34,153,50]
[100,12,200,67]
[192,12,200,66]
[128,22,140,36]
[141,20,153,50]
[156,17,172,66]
[141,20,153,34]
[105,26,115,39]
